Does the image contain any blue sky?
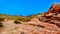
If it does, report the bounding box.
[0,0,60,16]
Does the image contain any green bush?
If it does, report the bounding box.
[14,21,21,24]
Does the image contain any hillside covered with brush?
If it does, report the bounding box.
[0,13,43,22]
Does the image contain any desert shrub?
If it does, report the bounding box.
[0,22,3,27]
[0,18,5,21]
[21,32,25,34]
[14,21,21,24]
[18,18,30,22]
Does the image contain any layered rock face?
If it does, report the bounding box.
[44,4,60,16]
[0,4,60,34]
[43,4,60,26]
[21,4,60,34]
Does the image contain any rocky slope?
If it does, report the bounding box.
[0,4,60,34]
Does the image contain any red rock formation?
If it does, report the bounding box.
[21,4,60,34]
[44,4,60,16]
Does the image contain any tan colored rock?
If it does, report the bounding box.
[0,24,59,34]
[2,19,14,23]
